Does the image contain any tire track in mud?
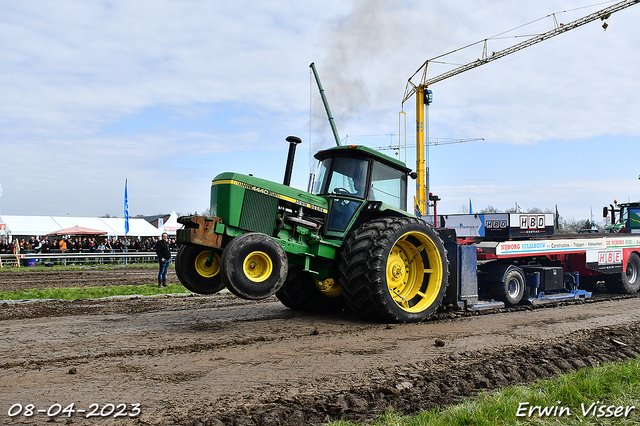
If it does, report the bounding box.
[1,292,638,370]
[191,325,640,426]
[2,296,640,426]
[2,269,640,425]
[0,317,382,371]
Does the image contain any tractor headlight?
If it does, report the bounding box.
[365,201,383,211]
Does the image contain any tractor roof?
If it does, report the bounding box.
[314,145,411,174]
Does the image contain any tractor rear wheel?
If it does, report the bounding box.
[175,245,225,294]
[339,217,449,323]
[276,265,344,313]
[605,252,640,294]
[220,232,288,300]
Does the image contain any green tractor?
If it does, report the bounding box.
[176,138,449,323]
[604,201,640,233]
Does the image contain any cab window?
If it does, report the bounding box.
[313,157,369,199]
[628,207,640,230]
[370,161,407,210]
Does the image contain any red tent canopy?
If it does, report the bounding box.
[47,225,108,236]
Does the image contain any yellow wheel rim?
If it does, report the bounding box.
[314,277,342,297]
[195,250,220,278]
[243,251,273,282]
[386,231,443,313]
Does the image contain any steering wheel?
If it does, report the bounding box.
[333,187,352,205]
[333,187,351,196]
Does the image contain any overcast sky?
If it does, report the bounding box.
[1,0,639,224]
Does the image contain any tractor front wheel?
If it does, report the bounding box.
[175,245,225,294]
[221,233,288,300]
[339,217,449,323]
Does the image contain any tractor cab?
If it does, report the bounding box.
[312,145,412,233]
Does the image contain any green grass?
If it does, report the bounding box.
[331,357,640,426]
[0,262,184,300]
[0,282,192,301]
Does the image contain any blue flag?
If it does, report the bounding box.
[124,179,129,235]
[469,198,473,214]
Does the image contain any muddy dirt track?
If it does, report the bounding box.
[1,267,640,425]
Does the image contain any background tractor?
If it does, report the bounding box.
[604,201,640,233]
[176,139,449,323]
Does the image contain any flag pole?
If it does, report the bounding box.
[124,179,129,236]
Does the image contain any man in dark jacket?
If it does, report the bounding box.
[155,232,172,288]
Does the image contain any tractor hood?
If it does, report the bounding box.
[211,172,328,213]
[209,172,328,236]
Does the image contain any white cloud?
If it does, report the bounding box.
[1,0,639,219]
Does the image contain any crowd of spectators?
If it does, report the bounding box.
[0,236,178,255]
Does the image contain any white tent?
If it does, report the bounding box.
[161,211,183,235]
[1,215,61,236]
[101,217,163,238]
[1,215,163,238]
[52,216,116,233]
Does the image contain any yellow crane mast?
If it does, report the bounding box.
[403,0,639,217]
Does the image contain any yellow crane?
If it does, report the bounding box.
[402,0,639,217]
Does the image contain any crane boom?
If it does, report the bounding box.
[310,62,341,147]
[404,0,639,218]
[377,137,485,151]
[403,0,639,104]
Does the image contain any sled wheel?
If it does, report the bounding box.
[493,265,526,306]
[276,264,344,313]
[221,233,288,300]
[175,245,225,294]
[605,252,640,294]
[339,217,449,323]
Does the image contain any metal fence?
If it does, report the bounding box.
[0,251,178,267]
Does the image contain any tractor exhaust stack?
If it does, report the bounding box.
[283,136,302,186]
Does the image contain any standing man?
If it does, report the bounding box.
[155,232,171,288]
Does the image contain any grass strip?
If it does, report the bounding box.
[0,282,192,301]
[332,357,640,426]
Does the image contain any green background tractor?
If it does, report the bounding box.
[604,201,640,233]
[176,140,449,323]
